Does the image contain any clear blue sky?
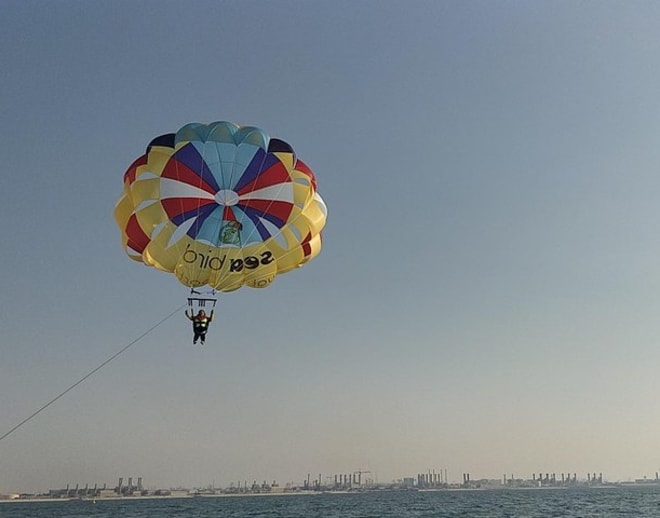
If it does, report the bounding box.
[2,0,660,492]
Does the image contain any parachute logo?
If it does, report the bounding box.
[219,221,242,245]
[115,121,327,292]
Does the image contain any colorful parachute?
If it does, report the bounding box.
[115,121,327,291]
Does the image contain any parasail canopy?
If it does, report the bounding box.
[115,121,326,291]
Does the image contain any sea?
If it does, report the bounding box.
[1,486,660,518]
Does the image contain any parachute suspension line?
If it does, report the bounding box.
[235,141,296,251]
[0,304,186,445]
[227,136,242,200]
[173,151,188,271]
[238,154,288,249]
[224,136,265,249]
[196,139,207,237]
[202,141,226,283]
[190,140,223,281]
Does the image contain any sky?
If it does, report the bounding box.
[2,0,660,493]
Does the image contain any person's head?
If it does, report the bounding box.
[197,310,206,318]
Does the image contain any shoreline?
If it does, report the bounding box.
[0,491,323,504]
[2,484,659,504]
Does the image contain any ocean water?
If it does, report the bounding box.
[2,486,660,518]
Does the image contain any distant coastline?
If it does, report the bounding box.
[4,482,660,504]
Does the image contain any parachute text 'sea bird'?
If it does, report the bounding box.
[115,121,327,291]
